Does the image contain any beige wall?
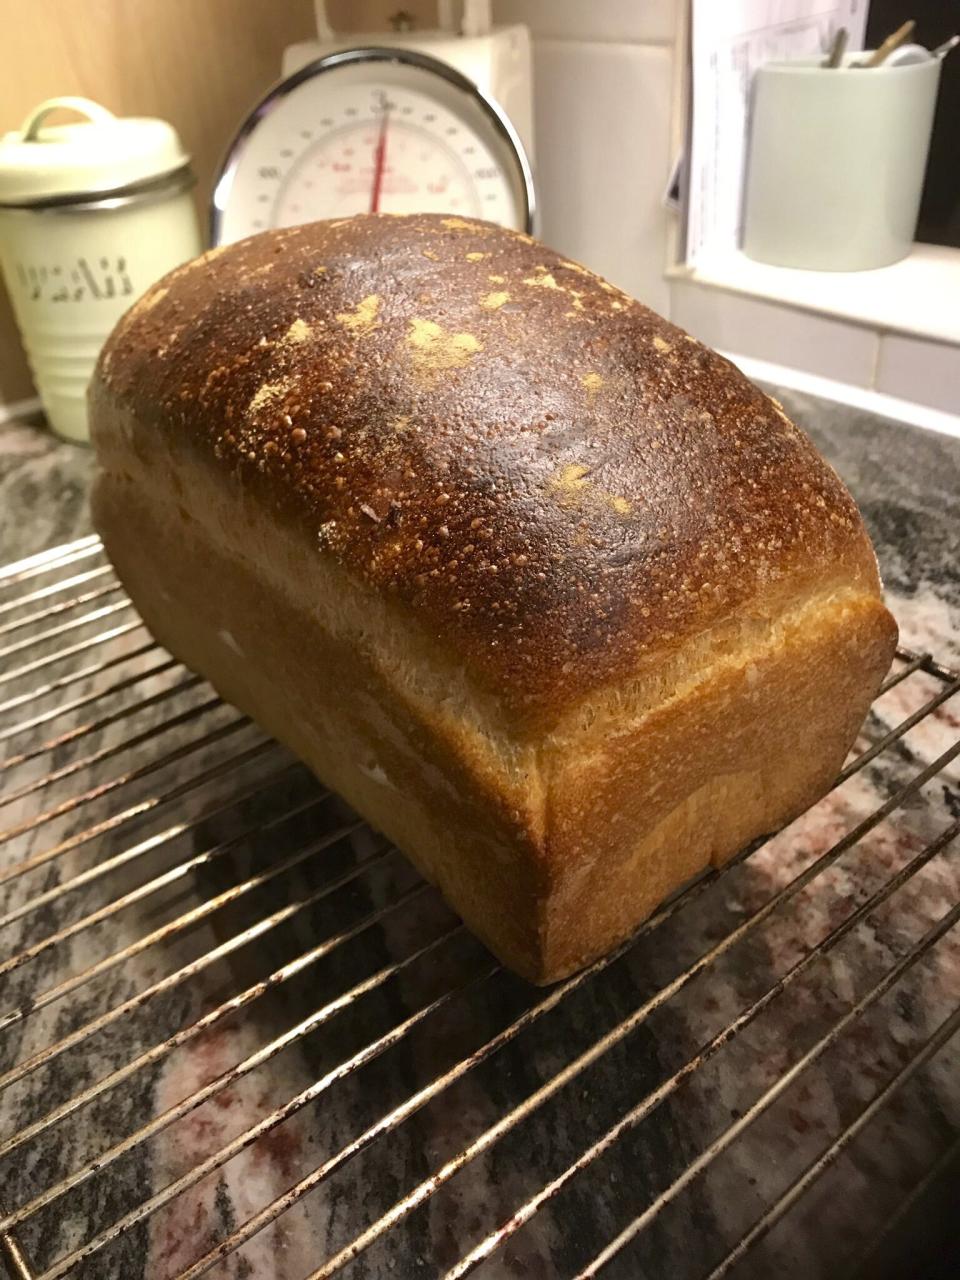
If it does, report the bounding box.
[0,0,320,408]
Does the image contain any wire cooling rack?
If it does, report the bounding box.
[0,535,958,1280]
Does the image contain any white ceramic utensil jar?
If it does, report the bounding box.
[743,55,941,271]
[0,97,202,442]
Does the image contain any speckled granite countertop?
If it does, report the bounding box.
[0,393,957,1280]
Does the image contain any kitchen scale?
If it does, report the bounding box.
[211,45,535,245]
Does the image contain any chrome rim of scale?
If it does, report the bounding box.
[211,46,535,244]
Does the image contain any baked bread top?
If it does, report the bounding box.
[92,213,882,718]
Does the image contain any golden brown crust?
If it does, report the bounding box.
[91,474,551,977]
[538,590,896,978]
[91,214,882,721]
[92,456,896,982]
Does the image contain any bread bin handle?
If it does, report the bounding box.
[20,97,116,141]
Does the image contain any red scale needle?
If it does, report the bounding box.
[369,106,390,213]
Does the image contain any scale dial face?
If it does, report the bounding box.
[212,49,533,244]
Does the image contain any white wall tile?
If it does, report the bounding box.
[532,40,674,313]
[875,333,960,416]
[493,0,678,43]
[669,282,880,386]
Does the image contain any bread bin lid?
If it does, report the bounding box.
[0,97,191,207]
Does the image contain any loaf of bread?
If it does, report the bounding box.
[89,214,897,983]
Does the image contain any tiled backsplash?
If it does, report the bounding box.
[670,265,960,420]
[670,280,881,387]
[494,0,680,312]
[875,333,960,417]
[527,38,674,312]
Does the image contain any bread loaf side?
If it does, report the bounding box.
[89,214,897,981]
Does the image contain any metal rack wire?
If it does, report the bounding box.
[0,535,957,1280]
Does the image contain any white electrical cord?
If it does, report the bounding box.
[313,0,334,41]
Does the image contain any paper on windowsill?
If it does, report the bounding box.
[685,0,868,268]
